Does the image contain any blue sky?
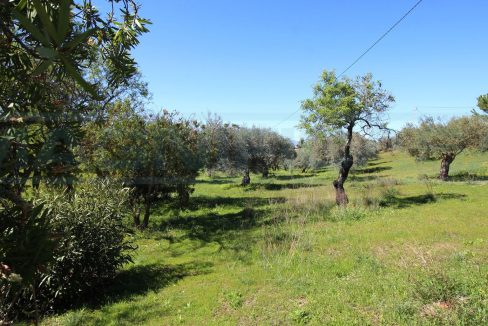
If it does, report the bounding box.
[101,0,488,140]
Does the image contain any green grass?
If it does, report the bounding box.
[43,151,488,325]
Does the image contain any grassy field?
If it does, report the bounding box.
[43,151,488,325]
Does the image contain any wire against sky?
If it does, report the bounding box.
[273,0,425,128]
[337,0,424,78]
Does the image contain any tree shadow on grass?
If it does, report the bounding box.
[73,261,213,311]
[196,178,235,185]
[107,262,211,301]
[242,183,322,191]
[380,193,466,209]
[367,161,392,167]
[159,208,263,242]
[186,196,283,210]
[448,172,488,182]
[153,196,285,216]
[271,174,317,180]
[349,175,379,182]
[153,195,287,261]
[157,206,277,262]
[356,166,392,174]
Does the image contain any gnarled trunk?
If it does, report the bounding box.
[439,153,455,181]
[130,196,141,228]
[133,209,141,228]
[262,167,269,178]
[178,184,190,206]
[140,175,154,229]
[141,196,151,229]
[32,168,41,190]
[241,169,251,185]
[333,155,353,205]
[333,125,354,206]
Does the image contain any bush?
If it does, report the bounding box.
[2,179,135,320]
[40,179,135,308]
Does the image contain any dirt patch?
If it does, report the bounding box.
[421,301,452,317]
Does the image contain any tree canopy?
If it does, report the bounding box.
[83,102,202,229]
[239,127,295,182]
[1,0,150,211]
[477,94,488,113]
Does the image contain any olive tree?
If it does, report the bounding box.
[199,114,248,176]
[399,116,487,180]
[84,103,202,229]
[293,136,328,172]
[300,70,394,205]
[200,114,226,175]
[239,127,295,184]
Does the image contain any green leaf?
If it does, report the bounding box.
[32,0,60,44]
[12,9,50,46]
[37,46,57,59]
[63,28,96,51]
[15,0,28,10]
[134,19,143,30]
[57,0,71,41]
[60,56,100,99]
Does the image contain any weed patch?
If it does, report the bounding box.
[290,308,312,324]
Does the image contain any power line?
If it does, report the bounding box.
[337,0,424,78]
[273,0,425,129]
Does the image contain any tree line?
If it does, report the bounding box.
[80,103,297,229]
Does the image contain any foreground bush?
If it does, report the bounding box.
[1,180,134,321]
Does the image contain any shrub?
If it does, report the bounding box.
[40,179,135,308]
[2,179,135,319]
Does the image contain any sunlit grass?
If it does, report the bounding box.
[41,151,488,325]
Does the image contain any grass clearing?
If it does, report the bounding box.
[42,151,488,325]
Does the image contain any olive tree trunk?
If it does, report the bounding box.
[178,184,190,206]
[333,125,354,206]
[140,175,154,229]
[132,207,141,227]
[439,153,455,181]
[241,169,251,185]
[141,198,151,229]
[129,195,141,227]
